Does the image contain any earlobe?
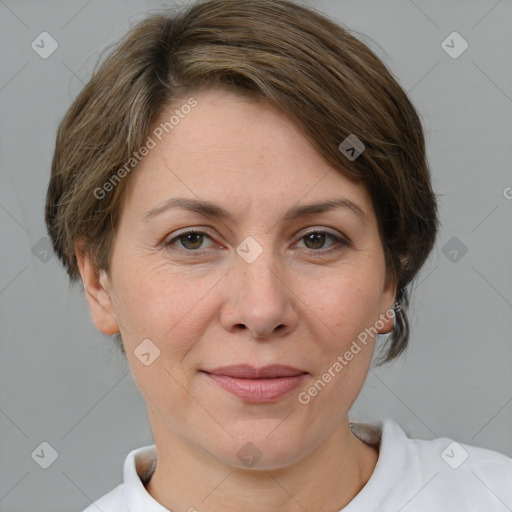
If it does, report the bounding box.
[377,307,395,335]
[378,273,398,335]
[75,242,120,336]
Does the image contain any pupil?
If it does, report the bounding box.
[185,233,202,249]
[306,233,325,249]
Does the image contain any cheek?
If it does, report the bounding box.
[297,270,380,408]
[304,265,384,343]
[112,265,208,416]
[111,260,207,338]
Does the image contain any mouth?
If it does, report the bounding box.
[200,364,309,403]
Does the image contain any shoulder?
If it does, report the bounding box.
[411,429,512,496]
[349,419,512,511]
[387,419,512,508]
[80,444,157,512]
[81,483,126,512]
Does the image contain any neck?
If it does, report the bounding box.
[145,410,378,512]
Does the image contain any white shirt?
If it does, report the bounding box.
[82,419,512,511]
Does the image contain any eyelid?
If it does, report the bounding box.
[164,225,351,253]
[165,226,347,242]
[169,226,217,239]
[295,228,351,251]
[164,227,219,248]
[298,226,347,240]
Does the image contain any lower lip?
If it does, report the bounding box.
[203,372,308,403]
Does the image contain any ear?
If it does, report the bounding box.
[377,268,398,335]
[75,241,120,336]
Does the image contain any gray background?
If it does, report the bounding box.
[1,0,511,510]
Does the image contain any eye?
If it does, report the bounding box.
[165,229,216,252]
[164,228,350,254]
[296,230,349,252]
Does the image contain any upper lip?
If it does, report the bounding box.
[203,364,307,379]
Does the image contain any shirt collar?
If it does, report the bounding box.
[343,418,410,511]
[124,444,168,511]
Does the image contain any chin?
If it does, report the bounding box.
[209,425,312,471]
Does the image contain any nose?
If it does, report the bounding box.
[220,248,299,340]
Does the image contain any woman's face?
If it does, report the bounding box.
[81,88,396,469]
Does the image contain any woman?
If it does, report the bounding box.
[45,0,512,510]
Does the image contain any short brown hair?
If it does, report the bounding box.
[45,0,439,363]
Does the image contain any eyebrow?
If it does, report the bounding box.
[143,197,367,223]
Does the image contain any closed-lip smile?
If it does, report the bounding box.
[201,364,309,403]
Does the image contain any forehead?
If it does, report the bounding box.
[121,88,374,224]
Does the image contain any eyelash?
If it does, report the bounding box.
[164,228,350,255]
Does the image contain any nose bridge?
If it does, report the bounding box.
[238,247,281,297]
[224,235,297,338]
[237,239,284,307]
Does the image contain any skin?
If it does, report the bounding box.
[77,88,397,512]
